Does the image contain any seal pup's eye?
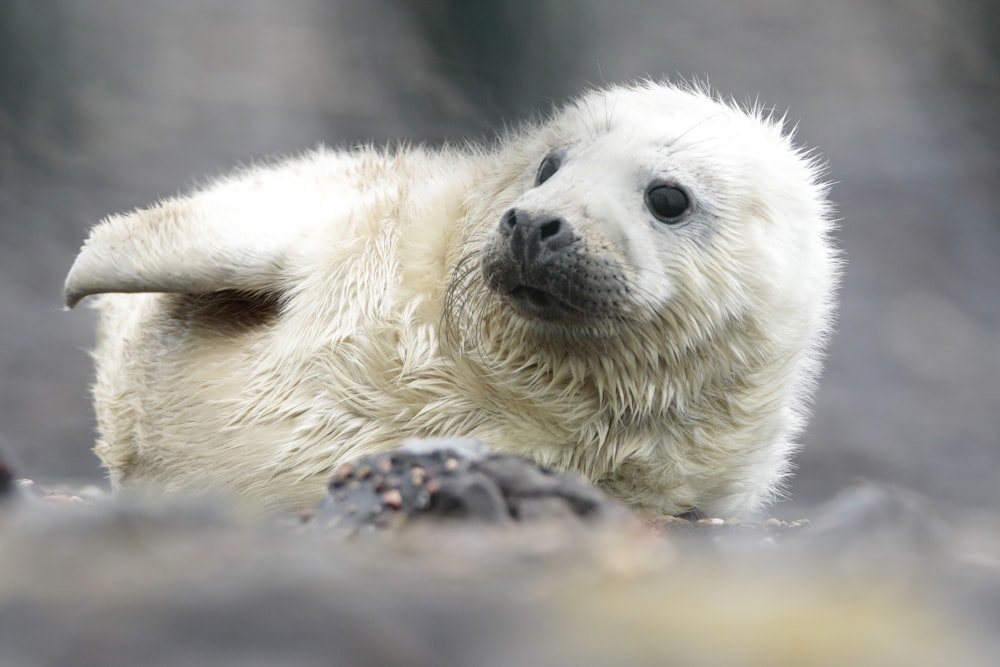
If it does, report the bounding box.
[535,154,561,186]
[646,184,690,223]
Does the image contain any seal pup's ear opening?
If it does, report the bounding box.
[64,196,293,308]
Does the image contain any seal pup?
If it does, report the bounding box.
[64,81,838,516]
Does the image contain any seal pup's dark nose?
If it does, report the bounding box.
[499,208,575,266]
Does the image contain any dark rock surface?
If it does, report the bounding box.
[1,0,998,519]
[313,439,626,531]
[3,451,999,666]
[1,480,998,667]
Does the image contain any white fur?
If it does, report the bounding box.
[66,82,838,516]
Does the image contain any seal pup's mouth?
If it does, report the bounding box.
[510,285,556,309]
[505,284,576,321]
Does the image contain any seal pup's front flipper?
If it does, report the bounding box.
[64,181,318,308]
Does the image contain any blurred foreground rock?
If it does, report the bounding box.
[2,450,999,667]
[313,439,629,531]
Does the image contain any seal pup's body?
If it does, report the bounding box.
[65,82,838,516]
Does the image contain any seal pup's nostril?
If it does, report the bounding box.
[539,218,562,241]
[501,208,517,232]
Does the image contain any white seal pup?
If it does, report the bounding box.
[64,81,838,516]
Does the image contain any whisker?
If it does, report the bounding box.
[665,111,728,151]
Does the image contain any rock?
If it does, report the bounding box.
[695,517,726,526]
[787,479,953,564]
[312,441,626,531]
[0,492,995,667]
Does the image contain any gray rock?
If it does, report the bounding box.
[313,444,626,531]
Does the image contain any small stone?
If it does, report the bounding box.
[372,475,386,492]
[410,467,426,486]
[444,458,460,472]
[356,464,372,480]
[789,519,811,527]
[377,457,393,475]
[383,489,403,509]
[764,517,784,527]
[695,517,725,526]
[331,462,354,486]
[426,479,442,495]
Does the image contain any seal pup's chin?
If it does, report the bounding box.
[482,264,622,337]
[492,291,628,342]
[482,269,635,340]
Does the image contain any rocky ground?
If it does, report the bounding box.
[2,444,999,667]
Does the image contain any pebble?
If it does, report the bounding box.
[377,457,392,475]
[331,463,354,485]
[695,517,726,526]
[382,489,403,510]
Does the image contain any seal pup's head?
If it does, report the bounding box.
[472,82,835,350]
[449,82,838,514]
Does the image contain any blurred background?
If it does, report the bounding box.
[1,0,997,515]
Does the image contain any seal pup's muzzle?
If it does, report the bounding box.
[482,207,630,323]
